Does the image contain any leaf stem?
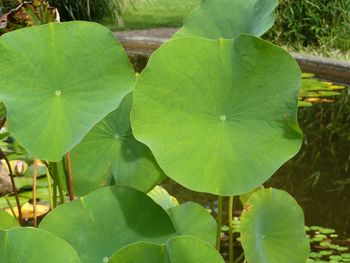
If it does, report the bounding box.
[0,149,23,225]
[49,162,65,205]
[4,195,16,218]
[64,152,74,201]
[229,196,234,263]
[32,160,38,227]
[46,168,53,210]
[216,195,223,251]
[233,253,244,263]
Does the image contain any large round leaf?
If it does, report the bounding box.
[109,236,225,263]
[131,35,302,195]
[0,227,80,263]
[174,0,277,39]
[168,202,217,247]
[0,210,19,230]
[0,21,135,161]
[39,186,176,263]
[240,188,309,263]
[70,93,165,196]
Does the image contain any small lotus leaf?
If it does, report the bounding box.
[70,93,165,196]
[174,0,278,39]
[148,185,179,211]
[0,21,135,161]
[240,188,310,263]
[108,236,225,263]
[39,186,176,263]
[0,227,80,263]
[168,202,217,247]
[0,209,19,230]
[131,35,302,195]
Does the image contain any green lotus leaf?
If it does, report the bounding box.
[168,202,217,247]
[0,209,19,230]
[240,188,309,263]
[108,236,225,263]
[39,186,176,263]
[148,185,179,211]
[131,35,302,195]
[0,227,80,263]
[0,21,135,161]
[70,93,165,196]
[174,0,278,39]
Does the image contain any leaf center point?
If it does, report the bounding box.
[55,90,62,96]
[220,114,226,122]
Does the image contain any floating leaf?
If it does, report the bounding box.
[70,93,165,196]
[240,188,309,263]
[168,202,217,246]
[0,21,135,161]
[108,236,225,263]
[0,209,19,230]
[6,202,50,219]
[39,186,176,263]
[174,0,278,39]
[0,227,81,263]
[131,35,302,195]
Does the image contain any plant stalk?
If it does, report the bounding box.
[233,253,244,263]
[216,195,223,251]
[32,159,38,227]
[53,181,57,208]
[0,149,23,225]
[64,152,74,201]
[4,195,16,218]
[49,162,65,205]
[46,168,53,209]
[229,196,234,263]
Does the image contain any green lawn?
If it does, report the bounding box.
[116,0,201,29]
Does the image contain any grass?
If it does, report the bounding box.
[114,0,200,29]
[109,0,350,61]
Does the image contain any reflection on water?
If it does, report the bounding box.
[164,88,350,237]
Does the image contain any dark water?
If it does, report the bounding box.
[164,88,350,237]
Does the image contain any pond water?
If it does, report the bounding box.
[164,88,350,238]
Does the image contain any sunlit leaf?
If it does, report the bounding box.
[240,188,309,263]
[174,0,278,39]
[0,21,135,161]
[131,35,302,195]
[0,227,81,263]
[108,236,224,263]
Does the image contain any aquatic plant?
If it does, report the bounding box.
[0,0,311,262]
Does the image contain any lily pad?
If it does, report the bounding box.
[174,0,278,39]
[39,186,176,263]
[108,236,225,263]
[0,209,19,230]
[0,227,81,263]
[0,21,135,161]
[70,93,165,196]
[168,202,217,247]
[131,35,302,195]
[240,188,309,263]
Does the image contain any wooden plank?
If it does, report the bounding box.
[114,29,350,85]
